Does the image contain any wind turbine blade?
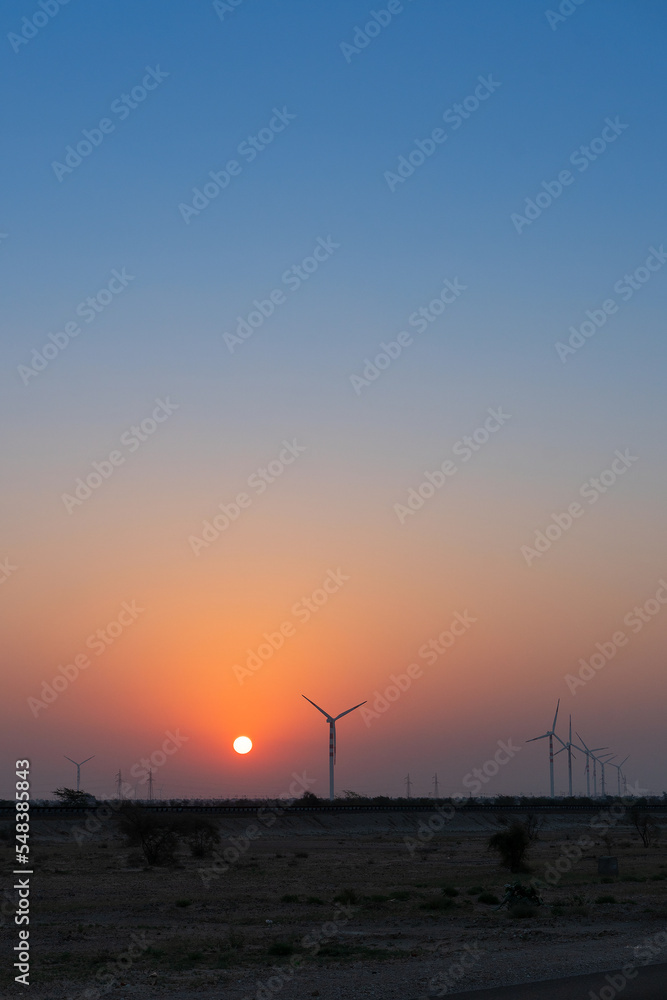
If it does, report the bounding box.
[569,715,572,742]
[526,733,549,742]
[302,695,332,720]
[64,756,77,764]
[552,698,560,731]
[81,756,95,765]
[334,701,367,721]
[576,732,590,751]
[620,755,630,767]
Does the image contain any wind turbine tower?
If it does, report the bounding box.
[527,700,563,797]
[302,695,366,801]
[433,773,440,799]
[555,716,577,796]
[64,755,94,792]
[575,734,607,798]
[611,756,629,796]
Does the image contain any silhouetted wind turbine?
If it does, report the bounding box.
[64,755,94,792]
[302,696,366,801]
[596,751,615,797]
[575,733,607,798]
[554,715,578,796]
[527,699,563,797]
[610,755,630,796]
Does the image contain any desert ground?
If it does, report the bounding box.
[3,807,667,999]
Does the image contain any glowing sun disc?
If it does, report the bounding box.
[233,736,253,755]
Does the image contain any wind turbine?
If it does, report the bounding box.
[575,733,608,798]
[610,755,629,796]
[64,755,94,792]
[302,696,366,801]
[554,715,578,796]
[598,752,615,797]
[527,699,563,797]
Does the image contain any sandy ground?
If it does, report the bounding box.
[3,809,666,999]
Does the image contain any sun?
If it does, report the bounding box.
[233,736,253,755]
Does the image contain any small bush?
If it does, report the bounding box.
[393,890,410,901]
[295,851,309,858]
[116,806,179,866]
[488,822,531,872]
[595,894,618,904]
[182,818,220,858]
[175,899,192,908]
[442,884,459,897]
[281,894,299,903]
[306,896,325,905]
[478,892,500,905]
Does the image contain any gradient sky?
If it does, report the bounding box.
[2,0,666,800]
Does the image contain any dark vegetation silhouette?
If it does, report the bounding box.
[488,821,532,872]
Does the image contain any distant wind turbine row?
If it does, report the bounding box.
[527,700,630,798]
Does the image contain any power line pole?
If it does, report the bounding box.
[405,774,412,799]
[148,768,154,802]
[433,773,439,799]
[116,769,123,800]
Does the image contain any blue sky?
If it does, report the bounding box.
[3,1,667,797]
